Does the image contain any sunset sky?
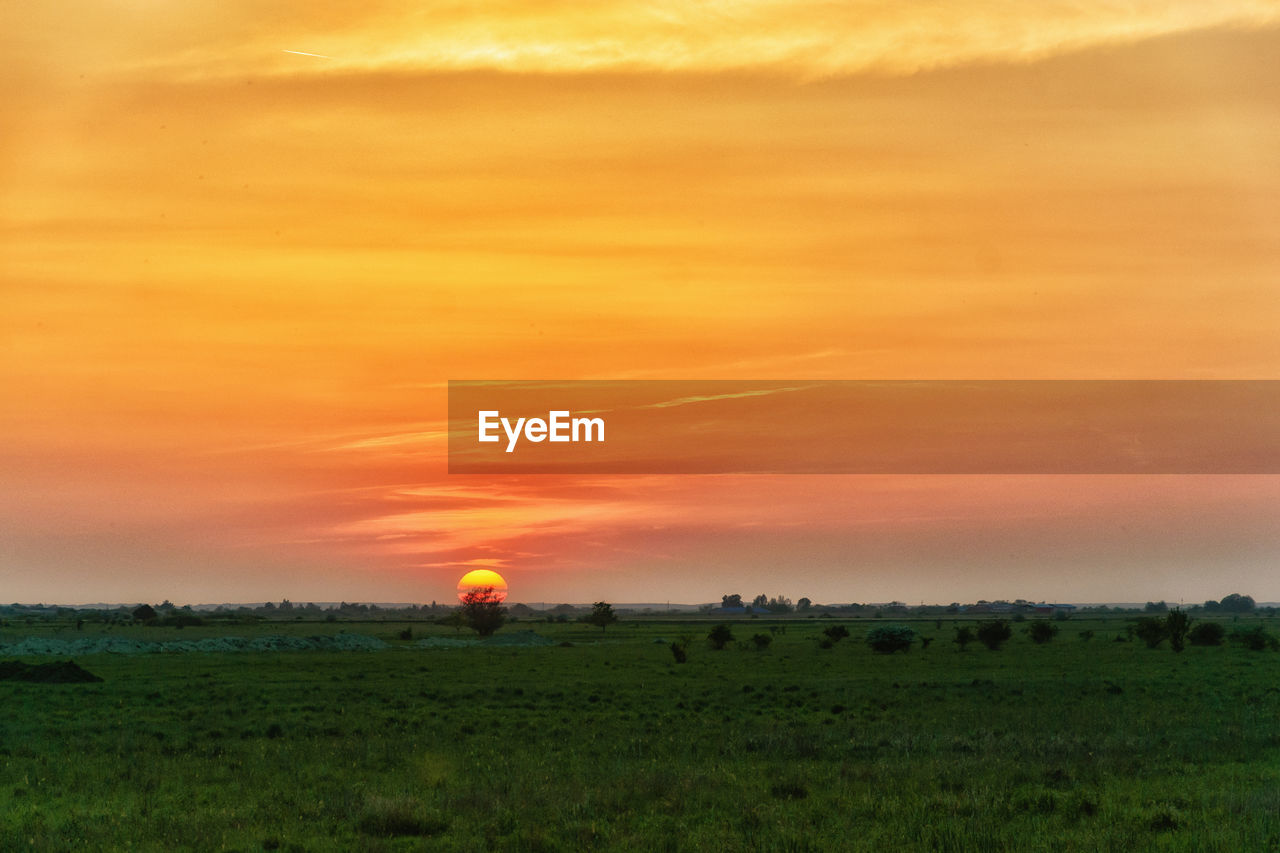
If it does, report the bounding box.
[3,2,1279,606]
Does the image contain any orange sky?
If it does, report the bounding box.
[3,3,1279,604]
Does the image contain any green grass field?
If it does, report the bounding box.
[3,616,1279,851]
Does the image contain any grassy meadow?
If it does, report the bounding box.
[2,614,1279,851]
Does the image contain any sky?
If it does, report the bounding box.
[3,2,1279,606]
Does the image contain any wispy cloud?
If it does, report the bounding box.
[117,1,1280,80]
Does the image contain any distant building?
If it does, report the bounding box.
[1031,603,1077,615]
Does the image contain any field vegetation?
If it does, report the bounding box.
[2,611,1279,850]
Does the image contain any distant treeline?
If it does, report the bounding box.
[0,592,1269,625]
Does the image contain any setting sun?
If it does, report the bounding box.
[456,569,509,603]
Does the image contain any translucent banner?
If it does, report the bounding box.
[447,380,1280,474]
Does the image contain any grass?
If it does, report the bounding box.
[2,616,1279,850]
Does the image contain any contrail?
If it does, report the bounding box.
[282,49,332,59]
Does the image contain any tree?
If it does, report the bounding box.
[751,594,769,609]
[708,624,735,650]
[586,601,618,632]
[1165,609,1191,652]
[797,598,812,612]
[1219,593,1256,614]
[866,625,915,654]
[767,596,793,614]
[954,626,975,650]
[1144,601,1168,613]
[976,620,1012,650]
[721,594,743,609]
[459,587,507,637]
[132,604,157,624]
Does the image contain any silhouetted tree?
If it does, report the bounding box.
[459,587,507,637]
[954,626,975,651]
[132,604,157,624]
[797,597,812,612]
[752,594,769,608]
[721,594,743,609]
[586,601,618,632]
[1219,593,1256,614]
[767,596,793,613]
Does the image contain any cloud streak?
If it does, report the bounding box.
[23,1,1278,82]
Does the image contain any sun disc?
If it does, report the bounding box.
[456,569,508,602]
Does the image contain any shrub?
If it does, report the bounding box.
[1188,622,1225,647]
[751,633,772,651]
[822,625,850,643]
[670,636,691,663]
[1026,621,1059,644]
[866,625,916,654]
[954,626,975,651]
[1134,617,1167,649]
[708,624,735,650]
[1230,626,1279,651]
[976,620,1012,651]
[1079,630,1094,641]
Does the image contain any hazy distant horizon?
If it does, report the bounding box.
[18,598,1274,612]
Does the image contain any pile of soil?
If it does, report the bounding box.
[0,659,103,683]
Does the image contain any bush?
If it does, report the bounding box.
[976,621,1012,651]
[1026,621,1059,644]
[751,633,772,651]
[670,636,691,663]
[954,626,975,650]
[1230,626,1279,651]
[1188,622,1225,646]
[822,625,850,643]
[1134,617,1166,649]
[708,624,735,650]
[866,625,915,654]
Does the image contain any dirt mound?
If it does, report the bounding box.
[0,659,103,683]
